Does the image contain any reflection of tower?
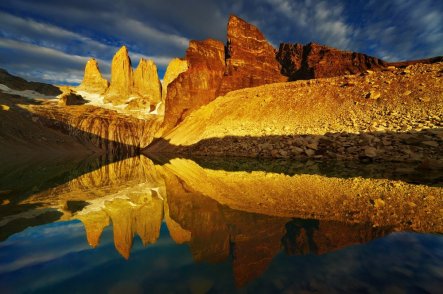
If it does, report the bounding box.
[281,219,319,255]
[104,192,164,259]
[78,189,164,259]
[282,218,392,256]
[77,210,110,248]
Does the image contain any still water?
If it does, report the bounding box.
[0,155,442,293]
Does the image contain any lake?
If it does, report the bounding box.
[0,155,442,293]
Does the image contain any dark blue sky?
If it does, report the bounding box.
[0,0,442,85]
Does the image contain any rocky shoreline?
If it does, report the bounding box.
[164,129,442,165]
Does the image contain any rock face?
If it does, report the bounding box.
[101,46,163,111]
[160,15,286,134]
[105,46,133,105]
[159,39,226,133]
[162,58,188,101]
[77,58,109,94]
[148,62,443,165]
[26,103,162,155]
[277,42,387,80]
[132,58,162,104]
[217,15,286,96]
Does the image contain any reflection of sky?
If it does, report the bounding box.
[0,221,442,293]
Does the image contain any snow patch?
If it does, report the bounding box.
[75,90,163,118]
[0,84,56,100]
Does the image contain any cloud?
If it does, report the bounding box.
[0,11,178,84]
[0,38,93,84]
[0,0,442,84]
[244,0,355,49]
[359,0,443,61]
[0,11,111,57]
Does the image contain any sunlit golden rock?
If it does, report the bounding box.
[131,58,162,108]
[217,15,286,96]
[162,58,188,101]
[105,46,133,105]
[77,58,109,94]
[159,39,225,135]
[77,210,110,248]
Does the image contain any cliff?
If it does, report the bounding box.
[159,39,226,133]
[277,42,387,80]
[131,58,162,109]
[217,15,286,96]
[159,15,287,134]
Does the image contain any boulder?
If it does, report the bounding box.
[58,90,87,106]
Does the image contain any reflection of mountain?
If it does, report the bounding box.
[2,155,442,287]
[78,191,163,259]
[161,168,393,287]
[161,158,443,233]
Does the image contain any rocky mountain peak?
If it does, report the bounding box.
[131,57,162,108]
[78,58,109,94]
[162,58,188,101]
[217,15,286,96]
[226,15,268,50]
[105,45,133,104]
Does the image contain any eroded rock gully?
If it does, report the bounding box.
[25,103,162,155]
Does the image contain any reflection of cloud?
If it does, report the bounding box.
[0,221,88,274]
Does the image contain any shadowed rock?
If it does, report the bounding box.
[159,39,226,134]
[277,42,387,80]
[58,89,87,106]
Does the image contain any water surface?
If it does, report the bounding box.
[0,155,442,293]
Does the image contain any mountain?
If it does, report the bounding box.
[77,46,162,112]
[0,68,61,96]
[1,14,442,161]
[0,66,161,156]
[77,58,109,94]
[159,15,442,135]
[147,61,443,164]
[159,15,287,134]
[277,42,387,80]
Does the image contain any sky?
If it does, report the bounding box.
[0,0,442,85]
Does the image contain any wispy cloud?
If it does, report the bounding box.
[263,0,355,49]
[0,0,441,84]
[360,0,443,61]
[0,11,178,84]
